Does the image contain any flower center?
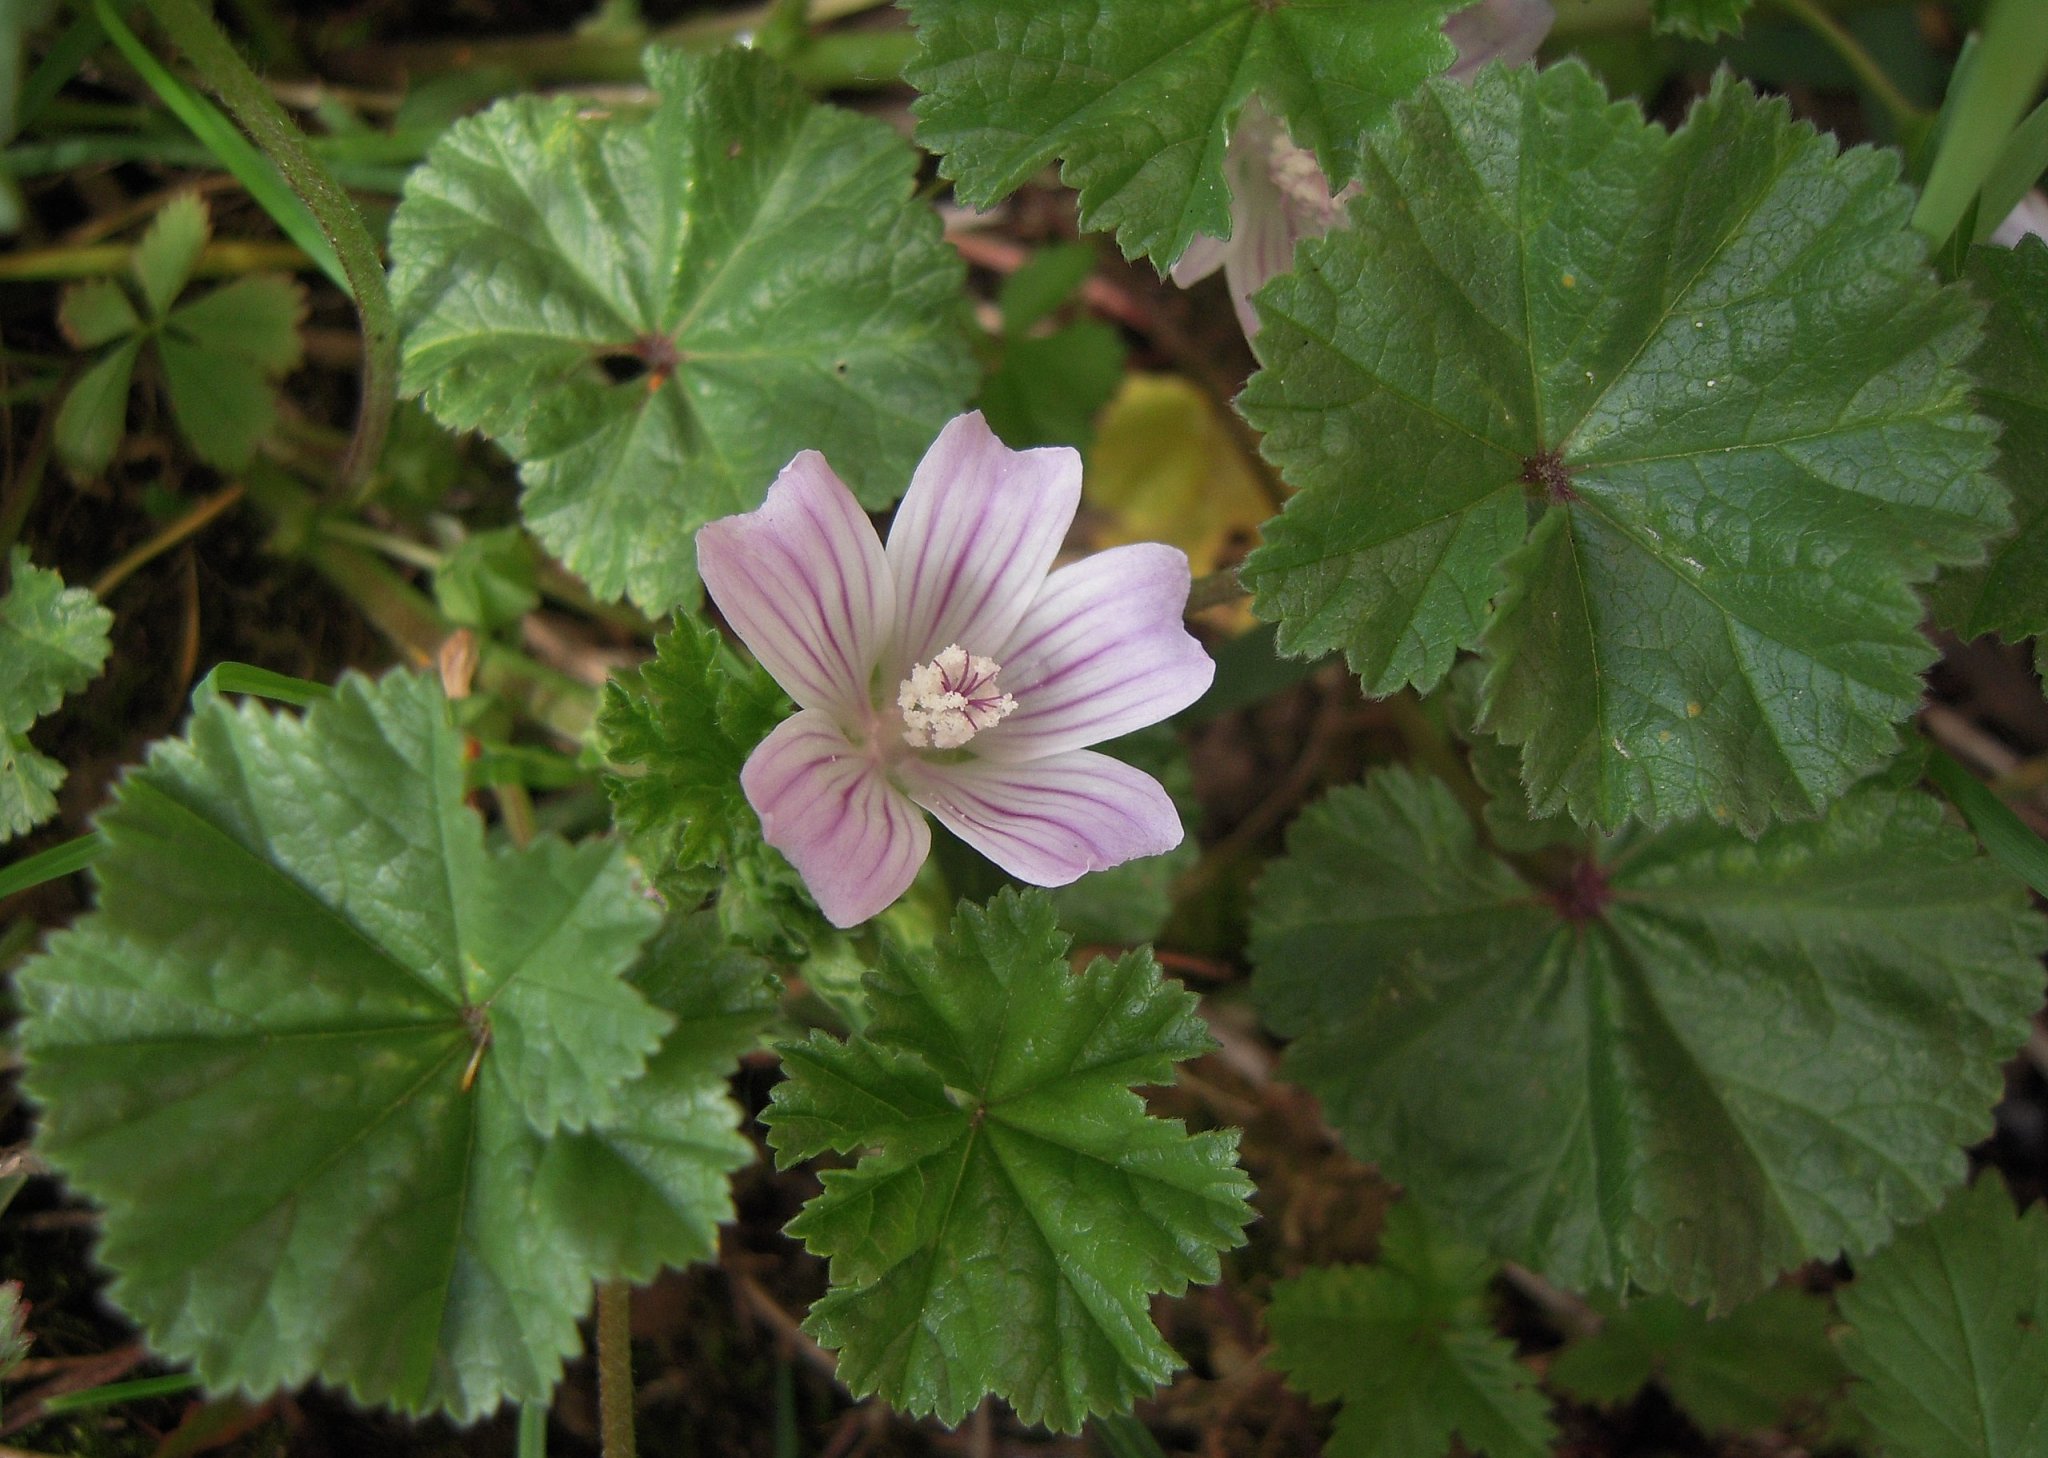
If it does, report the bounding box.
[897,644,1016,750]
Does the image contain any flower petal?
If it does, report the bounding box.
[1443,0,1554,79]
[741,710,931,928]
[900,749,1183,887]
[1993,190,2048,248]
[1170,232,1229,287]
[698,451,894,724]
[979,543,1215,761]
[885,412,1082,667]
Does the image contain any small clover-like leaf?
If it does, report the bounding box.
[16,670,689,1418]
[762,888,1254,1432]
[1933,239,2048,647]
[132,192,207,318]
[1549,1288,1847,1435]
[0,548,112,839]
[391,46,975,614]
[52,339,141,477]
[1267,1205,1556,1458]
[1838,1176,2048,1458]
[160,274,306,469]
[1240,63,2004,833]
[906,0,1461,270]
[1249,767,2045,1309]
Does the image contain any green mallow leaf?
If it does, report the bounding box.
[1838,1176,2048,1458]
[1549,1288,1847,1435]
[906,0,1461,270]
[533,912,776,1283]
[11,670,750,1419]
[0,548,112,839]
[1933,239,2048,648]
[600,614,787,894]
[762,889,1254,1432]
[1249,768,2045,1308]
[1239,64,2004,833]
[391,46,975,614]
[1652,0,1754,40]
[1266,1205,1556,1458]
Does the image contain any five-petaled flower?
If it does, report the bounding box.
[1172,0,1555,339]
[697,412,1214,927]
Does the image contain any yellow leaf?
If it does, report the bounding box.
[1083,373,1274,632]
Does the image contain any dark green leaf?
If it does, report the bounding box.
[763,889,1253,1432]
[1267,1205,1555,1458]
[16,670,688,1417]
[907,0,1460,269]
[1249,768,2045,1307]
[391,46,975,613]
[1549,1288,1847,1434]
[1652,0,1754,40]
[981,320,1126,452]
[1839,1176,2048,1458]
[1932,239,2048,645]
[1240,64,2004,832]
[53,338,140,476]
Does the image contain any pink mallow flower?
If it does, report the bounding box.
[697,412,1215,928]
[1172,0,1556,339]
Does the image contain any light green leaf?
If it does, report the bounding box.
[1267,1205,1556,1458]
[53,337,141,476]
[1838,1176,2048,1458]
[131,192,208,318]
[16,670,683,1418]
[1239,63,2004,833]
[907,0,1460,270]
[1932,239,2048,645]
[391,46,975,614]
[168,274,308,373]
[58,279,140,348]
[762,889,1254,1432]
[1652,0,1754,40]
[1549,1288,1846,1434]
[1249,768,2044,1307]
[0,549,112,839]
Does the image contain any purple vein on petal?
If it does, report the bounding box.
[980,543,1214,763]
[698,451,894,723]
[887,412,1082,667]
[901,750,1184,888]
[740,710,930,928]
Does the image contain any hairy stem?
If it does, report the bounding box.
[140,0,397,495]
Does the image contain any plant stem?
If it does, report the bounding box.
[0,420,52,563]
[1186,567,1248,614]
[1912,0,2048,246]
[0,240,309,282]
[596,1280,636,1458]
[1769,0,1927,140]
[140,0,398,497]
[91,483,243,597]
[318,517,445,572]
[517,1404,548,1458]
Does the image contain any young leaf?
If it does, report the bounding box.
[1548,1288,1847,1434]
[57,279,139,348]
[1249,768,2045,1308]
[433,526,540,631]
[0,548,112,839]
[762,888,1254,1432]
[1932,238,2048,646]
[159,274,307,469]
[1267,1205,1556,1458]
[391,46,975,614]
[1652,0,1754,40]
[15,670,687,1418]
[906,0,1462,270]
[131,191,207,319]
[52,337,141,477]
[1838,1176,2048,1458]
[599,614,787,890]
[1239,64,2004,833]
